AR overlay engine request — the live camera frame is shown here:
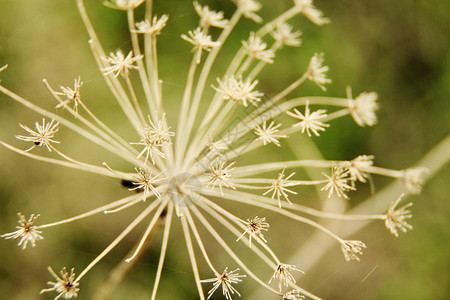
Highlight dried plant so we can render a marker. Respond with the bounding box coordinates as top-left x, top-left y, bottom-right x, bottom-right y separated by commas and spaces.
1, 0, 438, 299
